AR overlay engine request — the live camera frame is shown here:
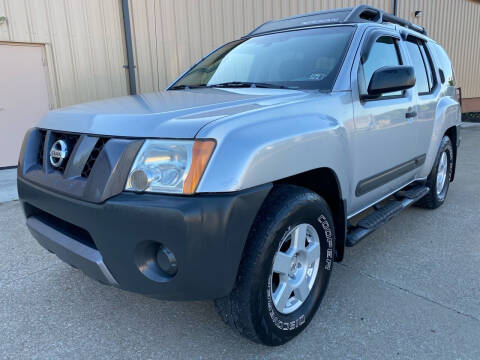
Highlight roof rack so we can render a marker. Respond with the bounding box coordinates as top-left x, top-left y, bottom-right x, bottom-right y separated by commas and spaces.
246, 5, 427, 37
